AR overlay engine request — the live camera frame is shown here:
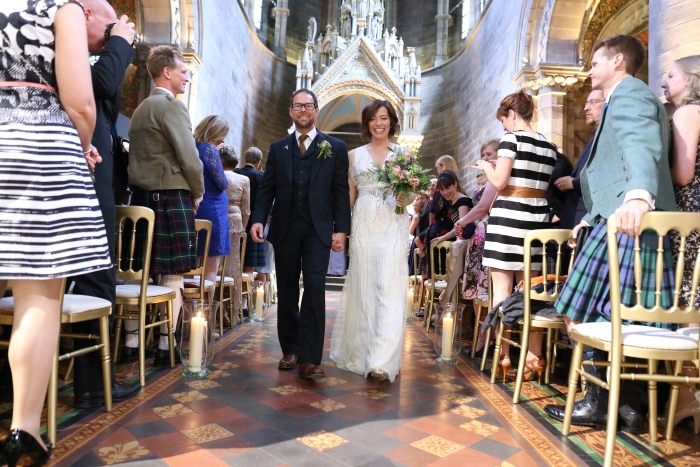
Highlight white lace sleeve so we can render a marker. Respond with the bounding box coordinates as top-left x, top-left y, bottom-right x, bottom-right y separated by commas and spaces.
348, 149, 358, 186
